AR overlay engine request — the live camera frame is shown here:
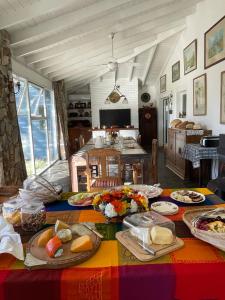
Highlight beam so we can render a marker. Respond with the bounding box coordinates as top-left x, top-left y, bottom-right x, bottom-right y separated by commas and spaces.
10, 0, 134, 46
142, 45, 157, 86
11, 0, 173, 50
0, 0, 78, 29
128, 58, 135, 81
26, 3, 192, 69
